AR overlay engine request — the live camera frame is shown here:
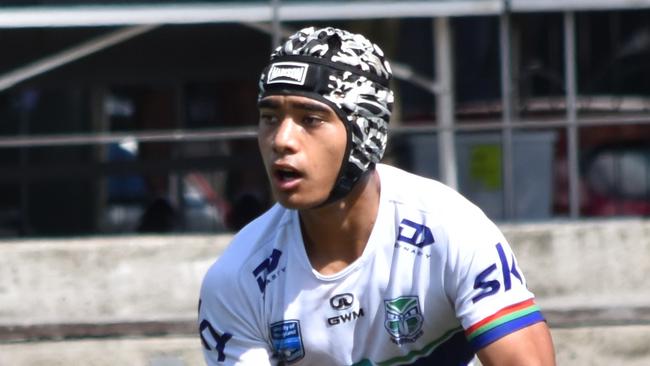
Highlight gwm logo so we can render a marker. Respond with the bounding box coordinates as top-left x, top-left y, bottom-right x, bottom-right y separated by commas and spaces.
384, 296, 424, 344
267, 62, 309, 86
327, 293, 364, 326
330, 293, 354, 310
